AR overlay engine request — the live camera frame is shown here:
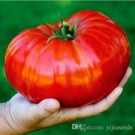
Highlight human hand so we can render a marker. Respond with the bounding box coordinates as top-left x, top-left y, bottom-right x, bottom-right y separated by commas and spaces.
0, 67, 132, 135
